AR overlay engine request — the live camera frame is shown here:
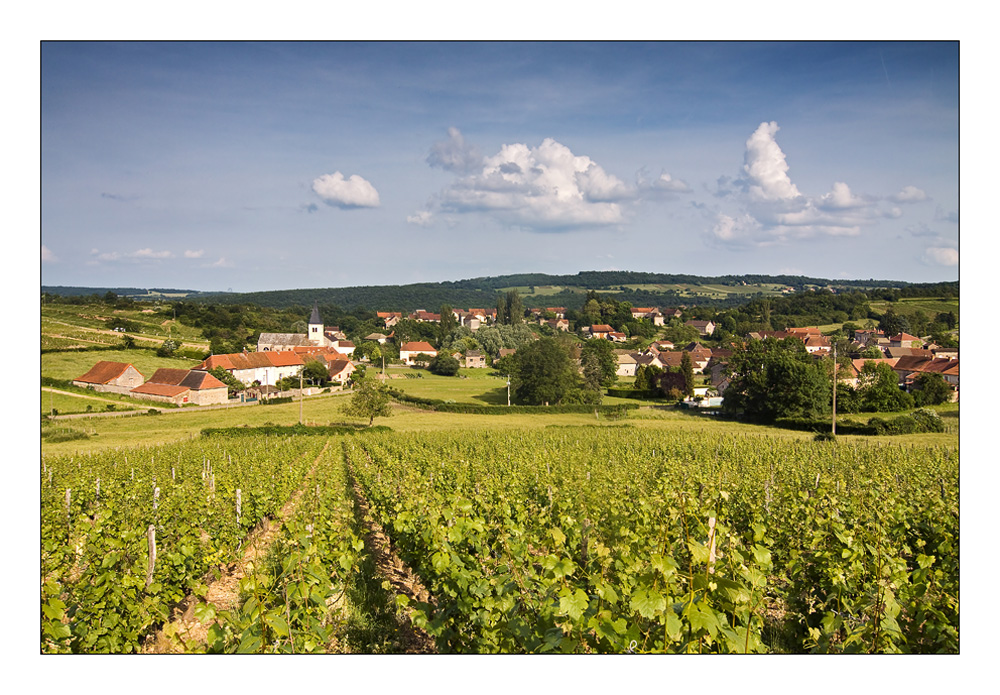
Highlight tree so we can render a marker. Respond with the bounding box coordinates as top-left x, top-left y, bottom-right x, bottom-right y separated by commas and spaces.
680, 351, 695, 397
438, 304, 457, 346
427, 353, 460, 376
301, 359, 330, 386
580, 339, 618, 388
579, 351, 605, 405
156, 339, 179, 357
208, 366, 244, 397
911, 372, 953, 406
857, 361, 913, 412
634, 363, 664, 391
342, 375, 393, 426
723, 337, 830, 421
506, 290, 524, 325
510, 336, 579, 405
